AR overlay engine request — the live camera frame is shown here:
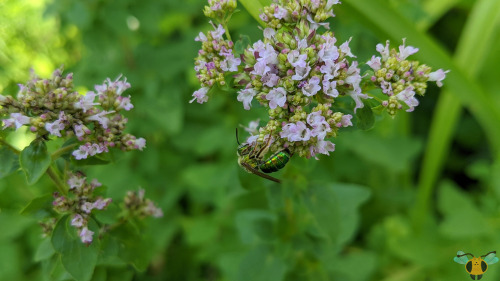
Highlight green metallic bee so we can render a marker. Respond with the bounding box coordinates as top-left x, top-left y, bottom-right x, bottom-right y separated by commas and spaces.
236, 128, 291, 183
